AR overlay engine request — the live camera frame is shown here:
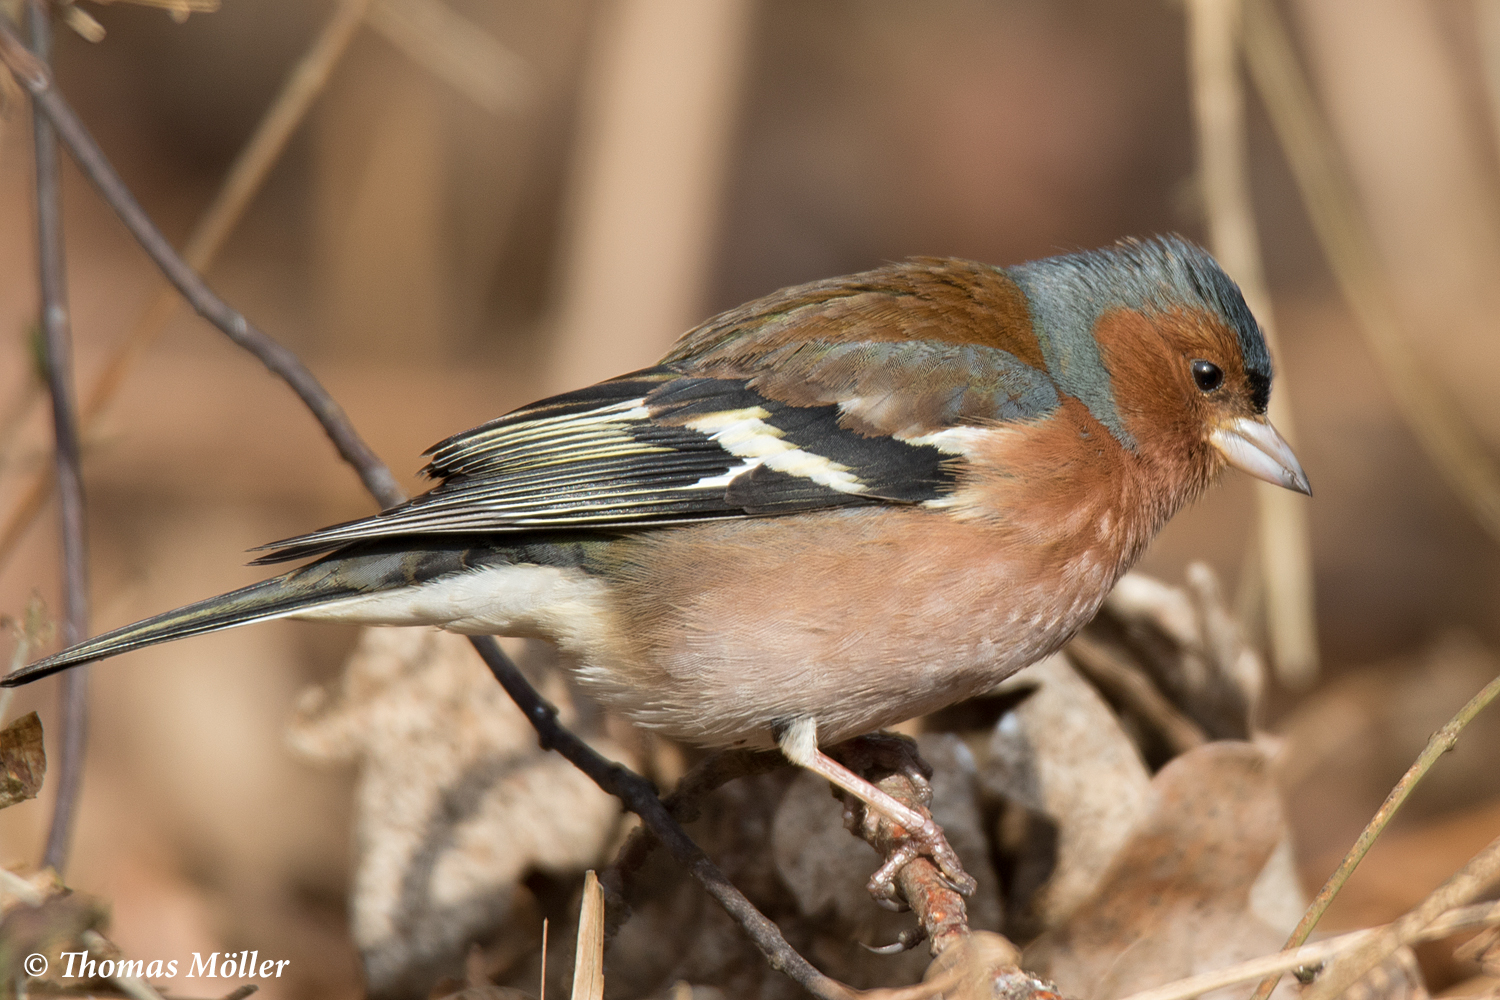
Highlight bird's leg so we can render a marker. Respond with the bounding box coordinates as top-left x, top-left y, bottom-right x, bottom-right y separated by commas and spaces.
777, 718, 977, 905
